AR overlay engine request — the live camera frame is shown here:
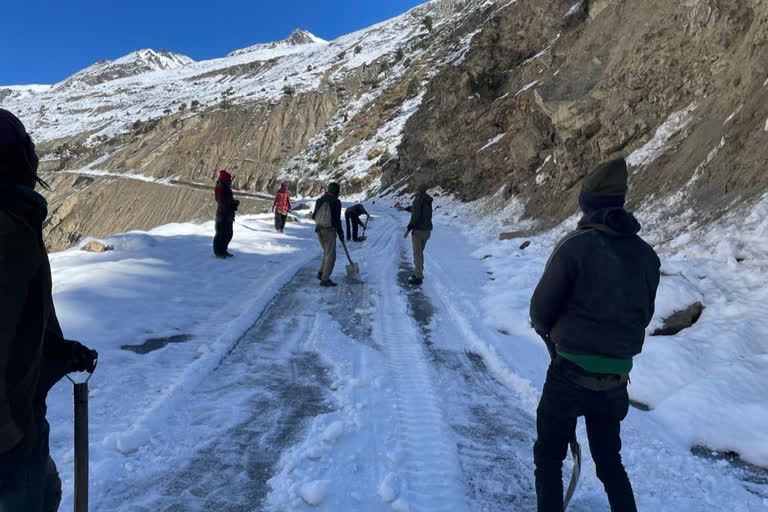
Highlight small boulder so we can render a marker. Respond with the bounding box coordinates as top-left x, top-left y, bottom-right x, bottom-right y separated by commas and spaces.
293, 203, 311, 211
519, 240, 531, 250
652, 302, 704, 336
286, 215, 300, 223
81, 240, 114, 253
